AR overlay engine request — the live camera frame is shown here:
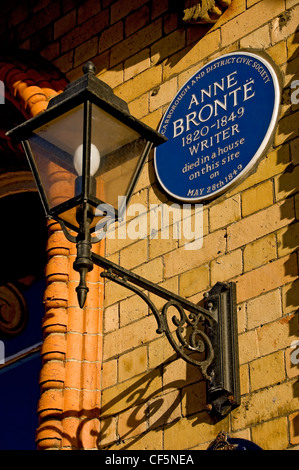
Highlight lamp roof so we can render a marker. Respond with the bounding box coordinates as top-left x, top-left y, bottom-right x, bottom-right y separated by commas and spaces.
6, 62, 167, 147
